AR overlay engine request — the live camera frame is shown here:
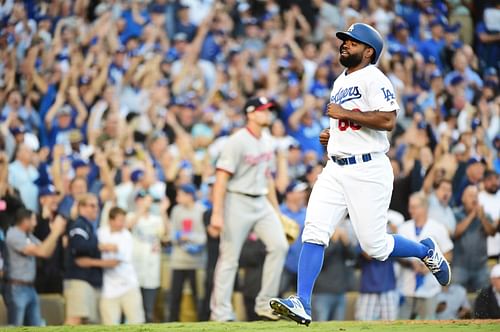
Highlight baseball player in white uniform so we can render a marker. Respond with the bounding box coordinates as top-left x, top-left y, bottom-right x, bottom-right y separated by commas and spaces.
270, 23, 451, 326
209, 97, 288, 321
